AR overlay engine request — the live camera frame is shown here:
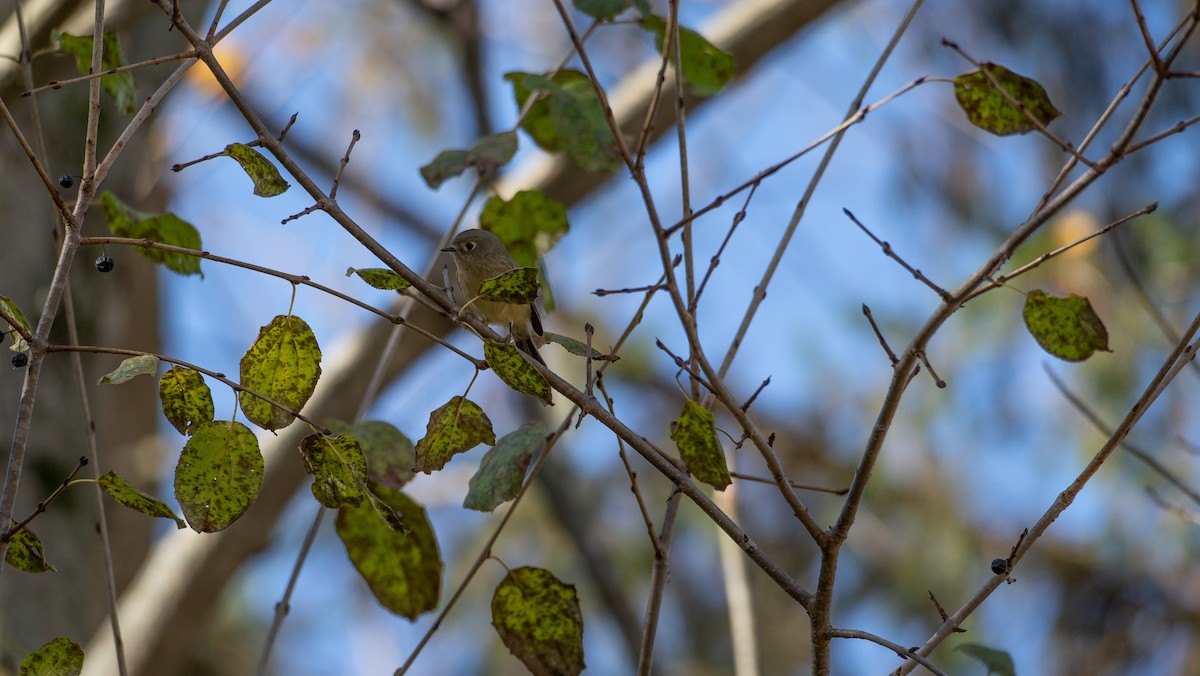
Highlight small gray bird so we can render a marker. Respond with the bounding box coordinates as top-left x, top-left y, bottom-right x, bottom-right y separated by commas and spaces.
442, 229, 545, 365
